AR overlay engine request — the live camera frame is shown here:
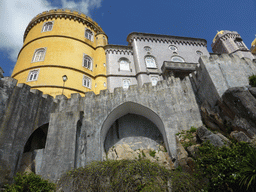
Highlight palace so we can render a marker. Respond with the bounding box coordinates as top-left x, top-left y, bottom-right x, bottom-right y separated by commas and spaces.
0, 9, 256, 184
